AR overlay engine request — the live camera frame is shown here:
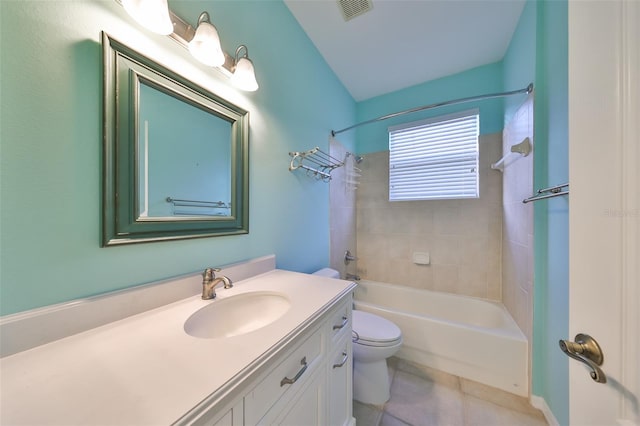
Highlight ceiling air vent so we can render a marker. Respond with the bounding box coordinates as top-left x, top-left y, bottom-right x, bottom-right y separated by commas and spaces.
337, 0, 373, 22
